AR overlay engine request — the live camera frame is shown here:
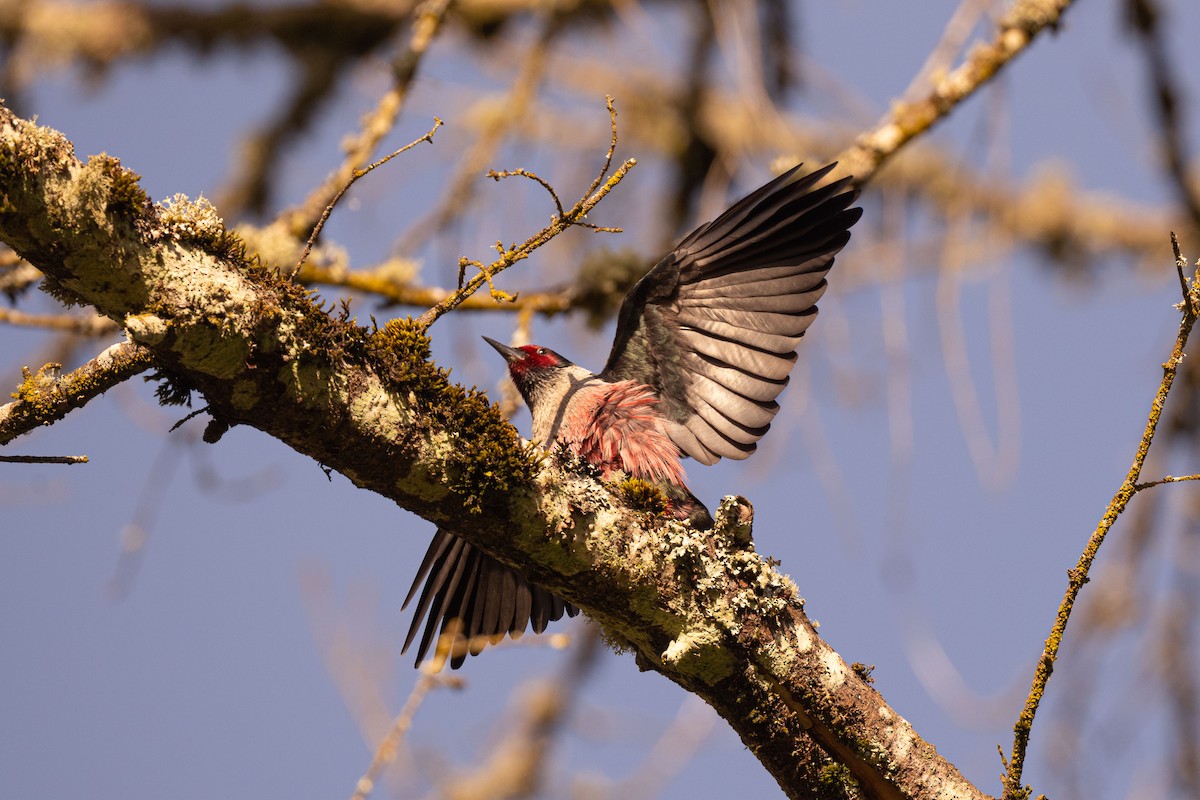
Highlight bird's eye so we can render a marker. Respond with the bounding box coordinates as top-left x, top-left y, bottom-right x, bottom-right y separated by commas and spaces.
537, 348, 547, 355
